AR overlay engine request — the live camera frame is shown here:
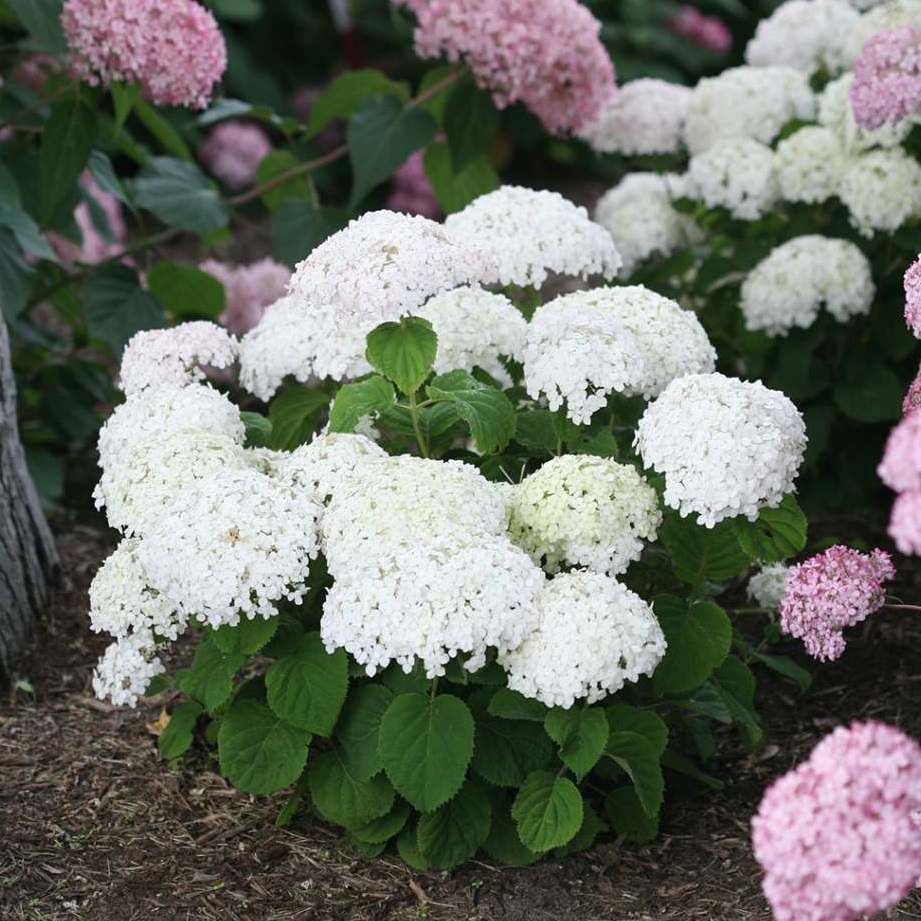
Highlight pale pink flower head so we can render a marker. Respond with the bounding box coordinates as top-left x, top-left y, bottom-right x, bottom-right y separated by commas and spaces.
779, 545, 895, 661
904, 365, 921, 415
850, 25, 921, 131
50, 171, 127, 268
398, 0, 617, 135
198, 121, 272, 191
385, 151, 440, 218
61, 0, 226, 110
905, 253, 921, 338
879, 409, 921, 492
888, 489, 921, 555
752, 720, 921, 921
669, 5, 733, 54
200, 258, 289, 336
